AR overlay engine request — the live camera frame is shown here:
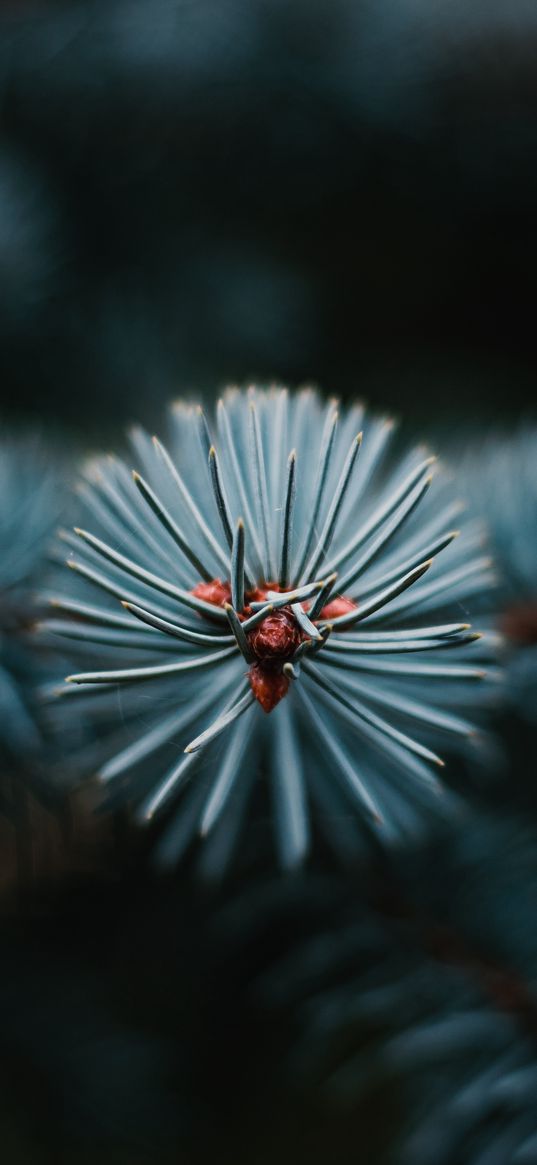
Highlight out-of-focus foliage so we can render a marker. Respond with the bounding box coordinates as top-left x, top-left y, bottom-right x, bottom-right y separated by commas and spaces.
0, 433, 92, 899
0, 3, 536, 1163
447, 428, 537, 727
249, 814, 537, 1163
0, 435, 64, 767
1, 0, 537, 431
